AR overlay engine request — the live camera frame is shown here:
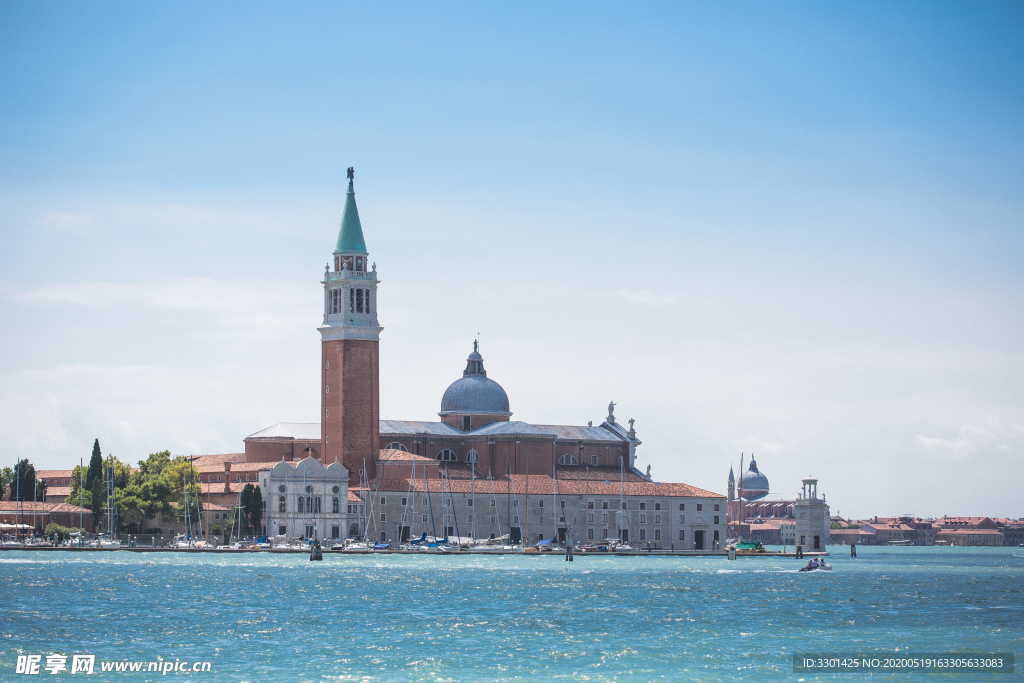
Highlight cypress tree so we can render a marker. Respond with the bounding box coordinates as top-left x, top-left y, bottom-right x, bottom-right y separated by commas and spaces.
86, 439, 104, 520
